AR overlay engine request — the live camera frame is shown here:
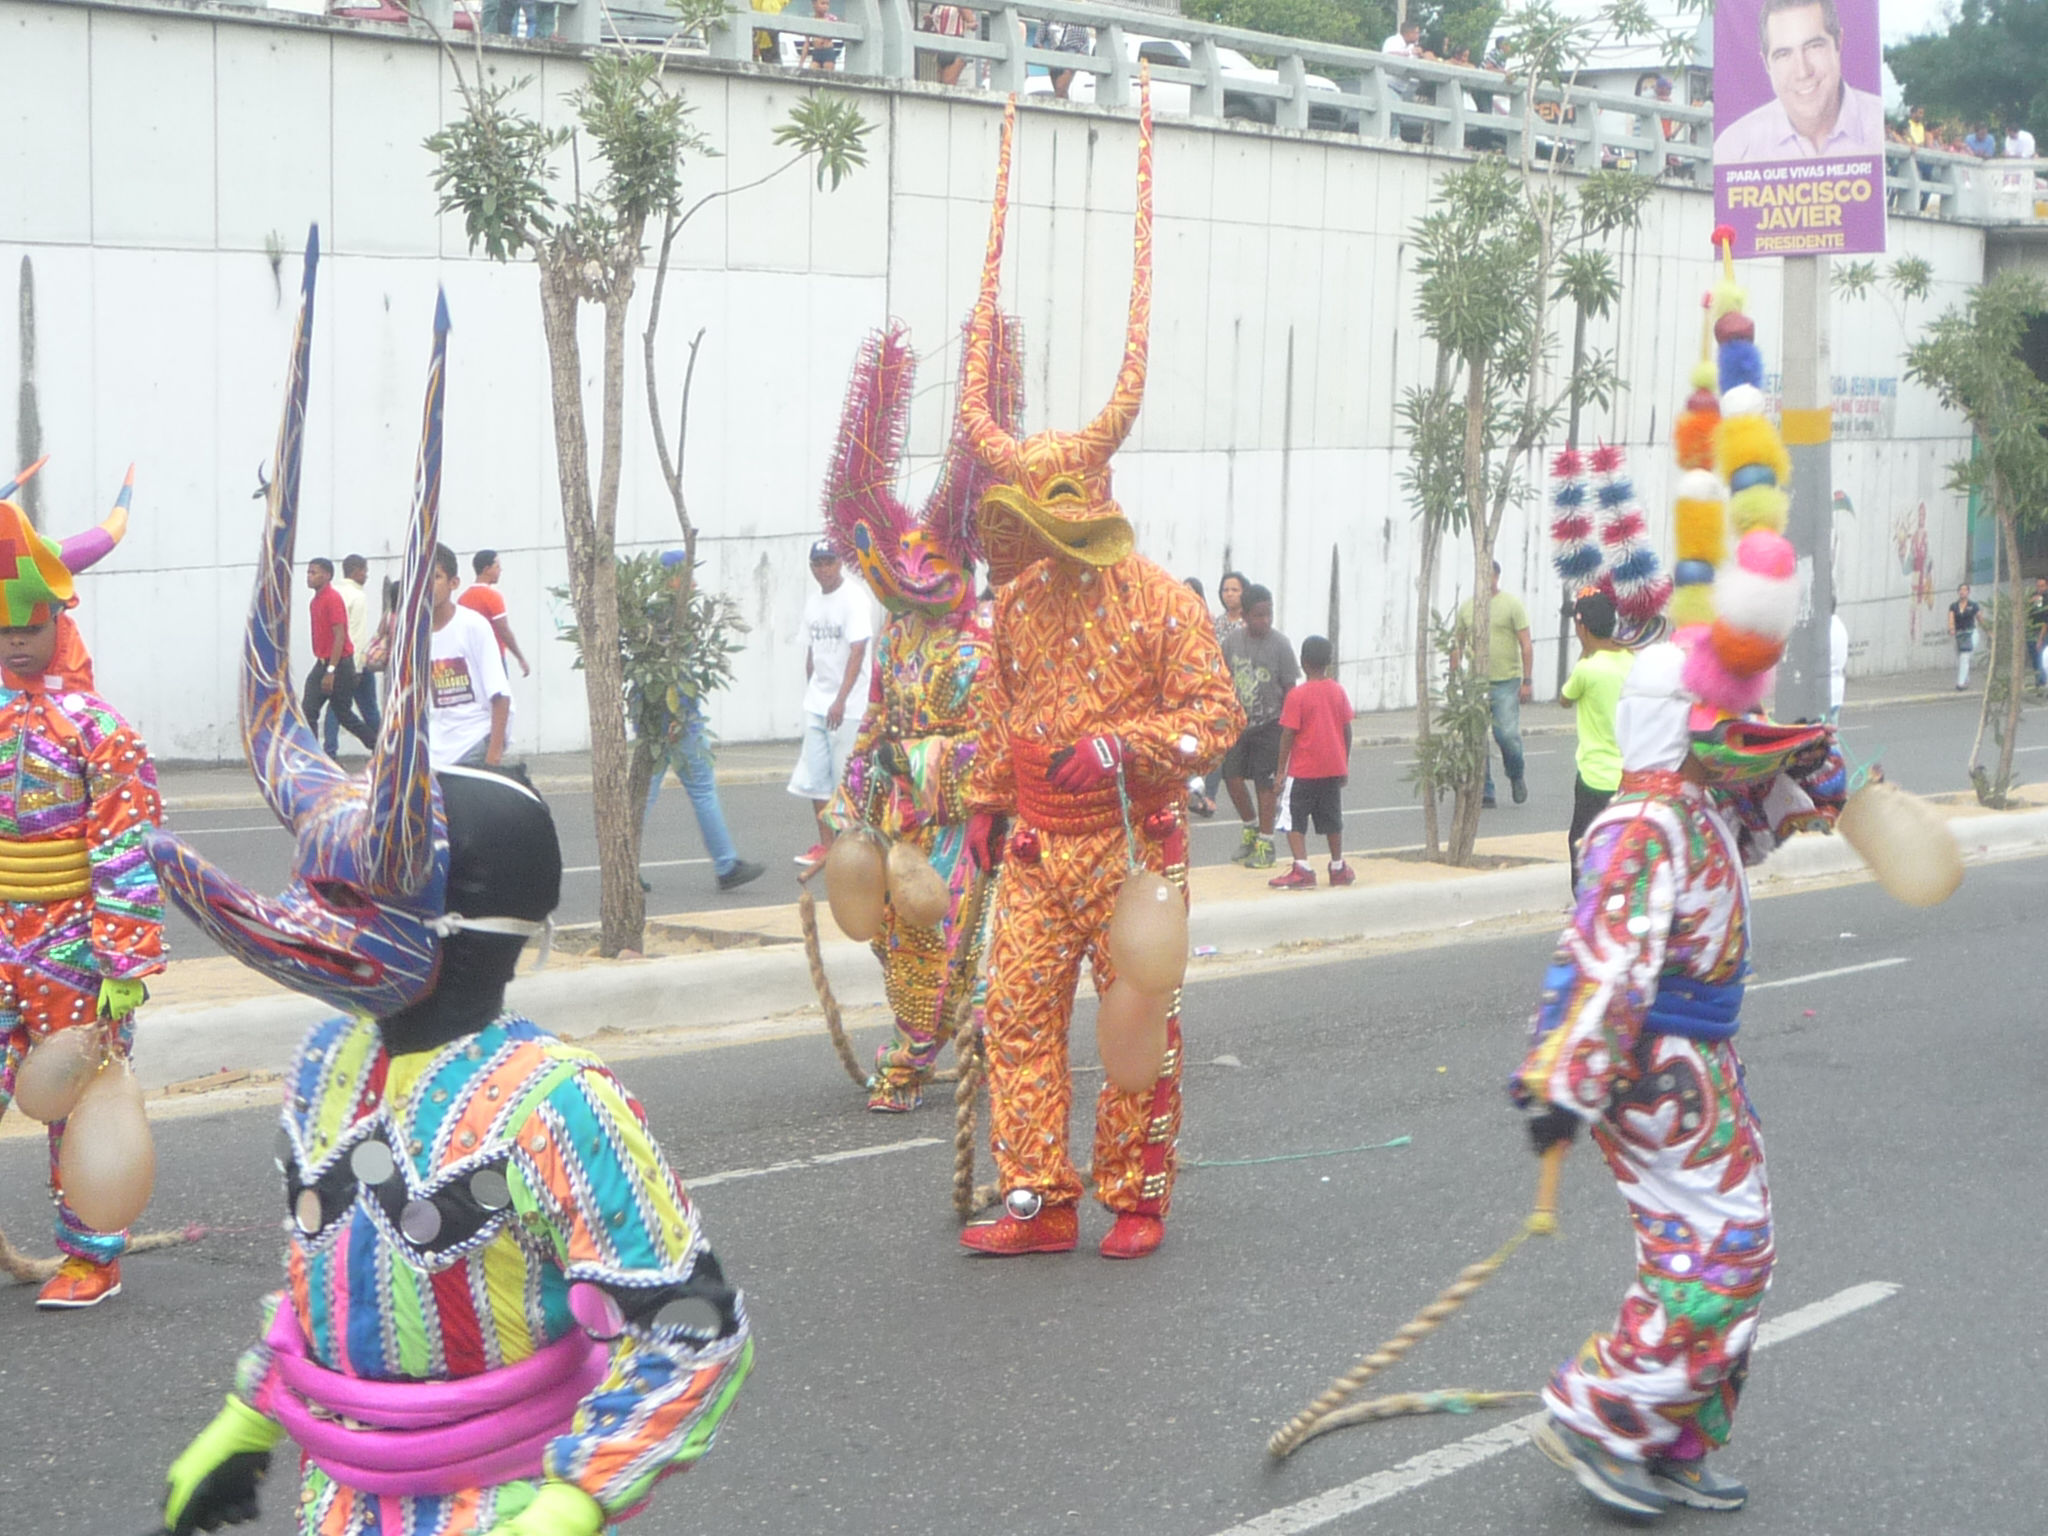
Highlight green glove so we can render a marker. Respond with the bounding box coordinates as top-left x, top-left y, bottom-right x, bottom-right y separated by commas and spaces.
98, 976, 147, 1022
488, 1480, 607, 1536
163, 1395, 284, 1535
